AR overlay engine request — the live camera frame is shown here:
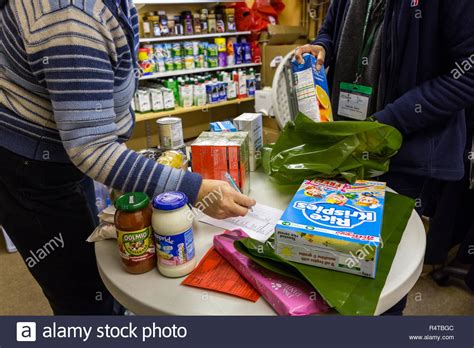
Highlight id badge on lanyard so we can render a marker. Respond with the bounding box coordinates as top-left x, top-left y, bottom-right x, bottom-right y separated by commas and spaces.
337, 0, 382, 121
338, 82, 373, 120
